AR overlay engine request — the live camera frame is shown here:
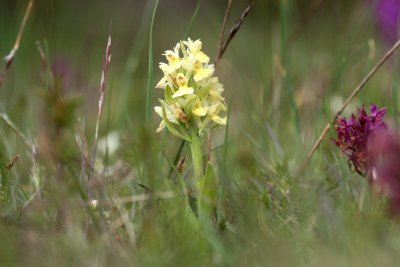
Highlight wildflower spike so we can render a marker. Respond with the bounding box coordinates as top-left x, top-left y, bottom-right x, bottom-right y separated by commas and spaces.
333, 104, 388, 175
154, 38, 227, 138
